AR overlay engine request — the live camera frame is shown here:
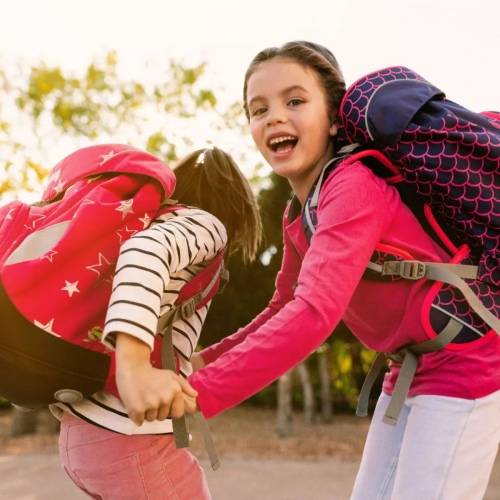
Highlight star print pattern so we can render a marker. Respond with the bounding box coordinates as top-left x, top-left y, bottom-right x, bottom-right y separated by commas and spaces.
115, 225, 138, 243
43, 250, 58, 262
138, 213, 151, 229
61, 280, 80, 297
0, 143, 180, 430
33, 318, 59, 337
116, 199, 134, 218
99, 150, 117, 165
85, 253, 112, 278
24, 213, 46, 230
